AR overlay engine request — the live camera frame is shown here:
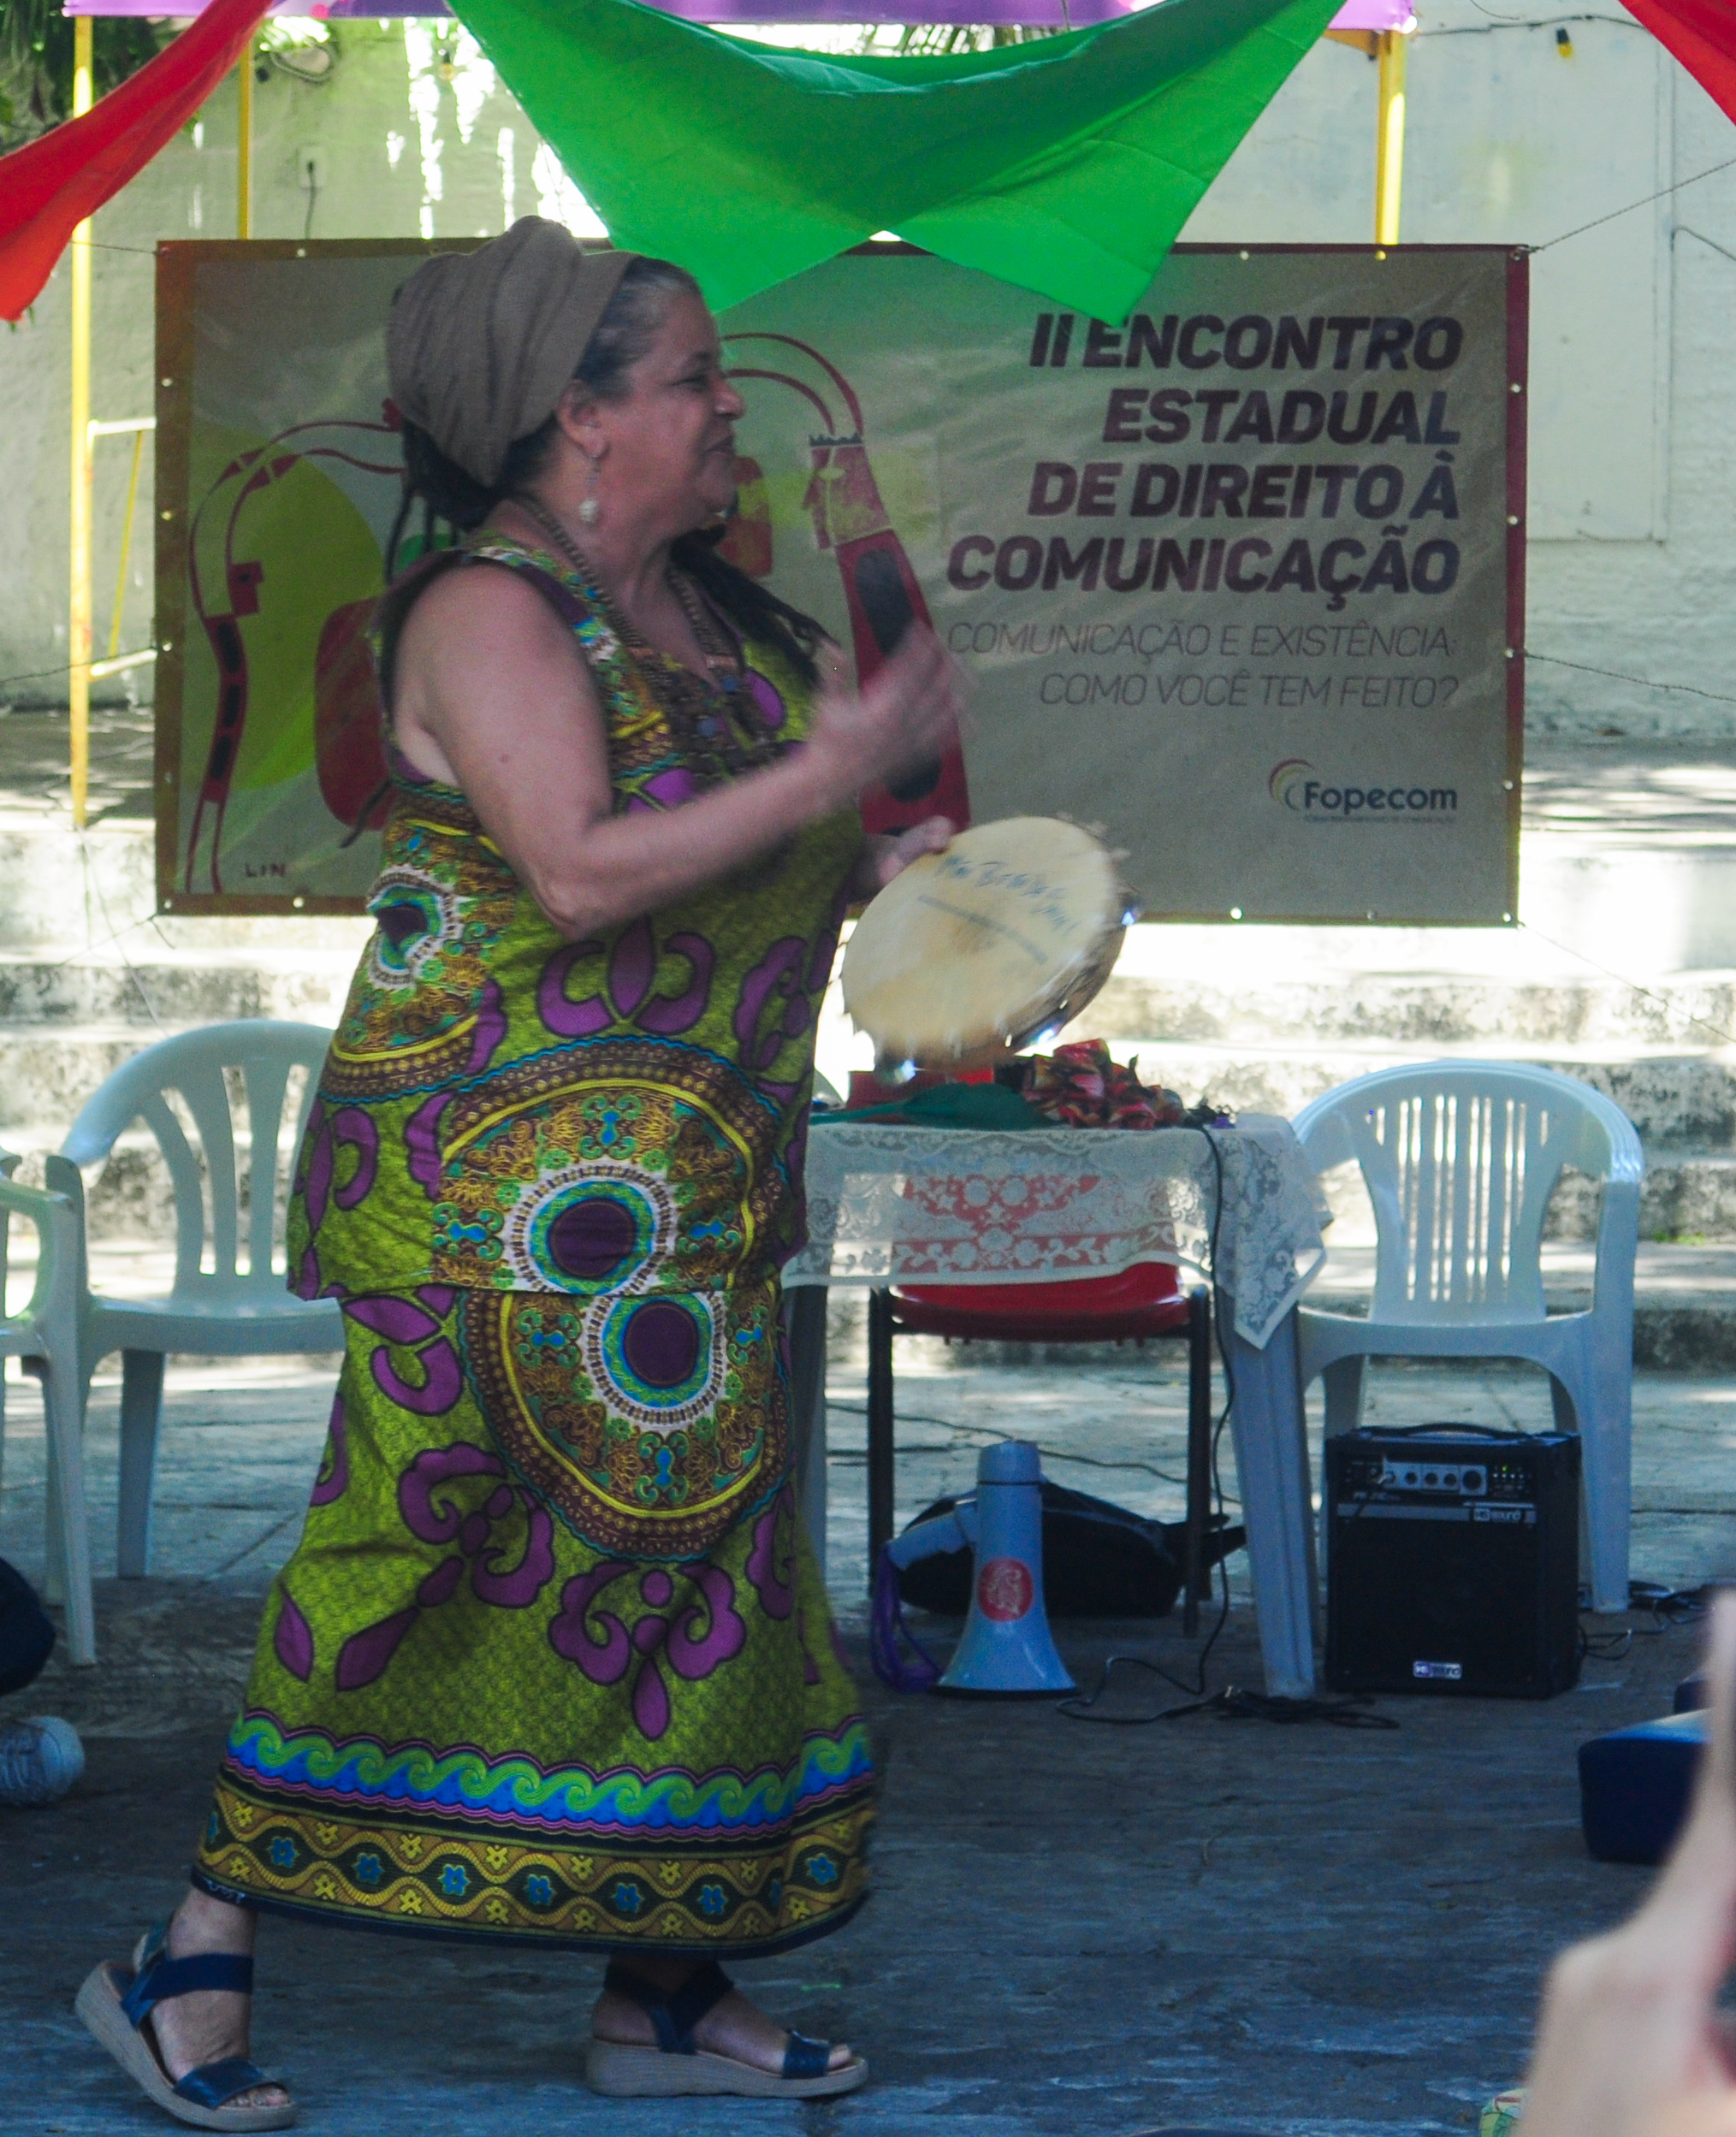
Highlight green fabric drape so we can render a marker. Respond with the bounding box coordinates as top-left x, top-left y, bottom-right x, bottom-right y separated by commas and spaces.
449, 0, 1344, 321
